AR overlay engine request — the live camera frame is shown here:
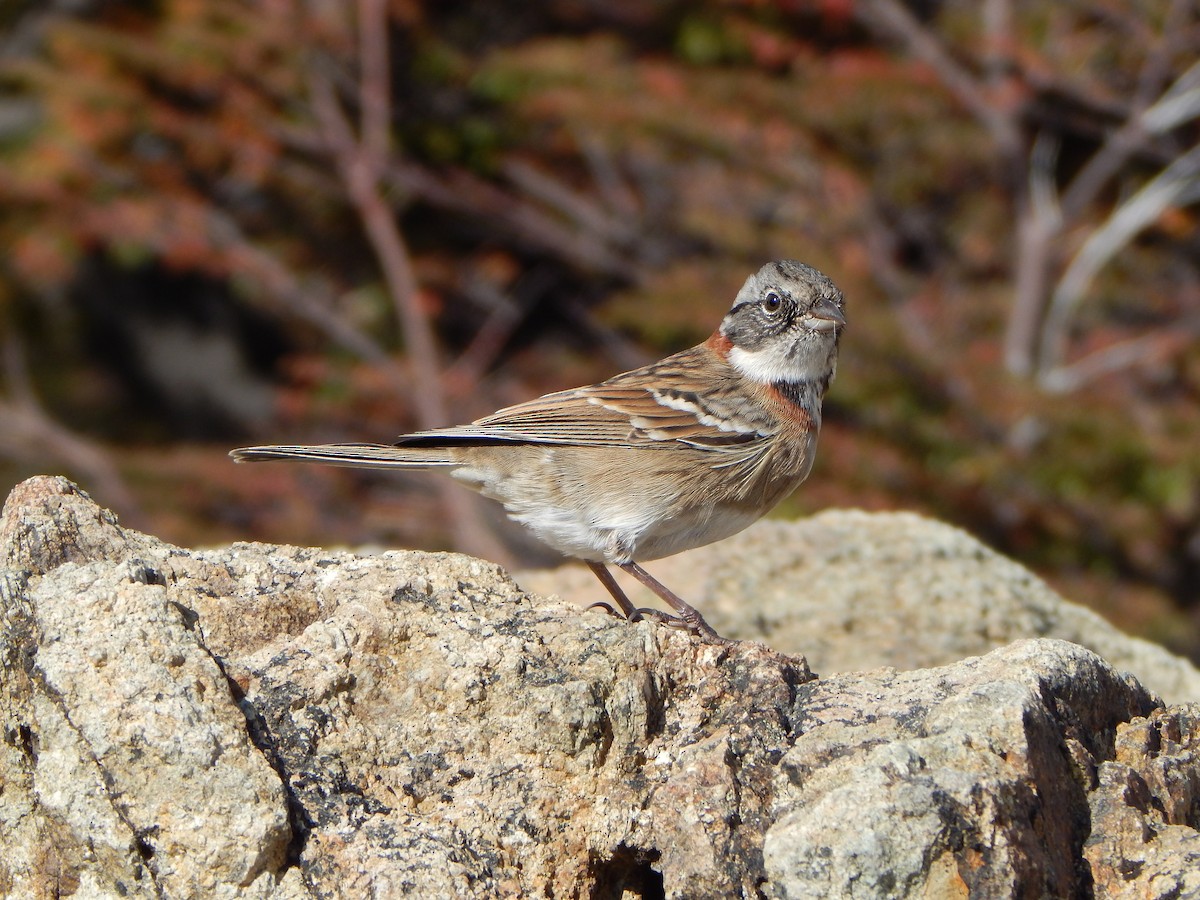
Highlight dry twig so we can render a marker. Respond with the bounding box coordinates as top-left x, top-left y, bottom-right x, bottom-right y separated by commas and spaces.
306, 0, 507, 563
